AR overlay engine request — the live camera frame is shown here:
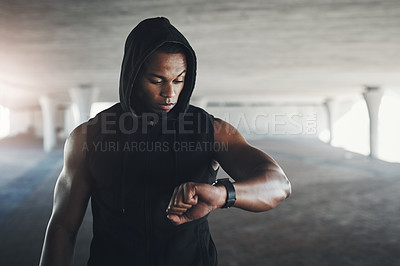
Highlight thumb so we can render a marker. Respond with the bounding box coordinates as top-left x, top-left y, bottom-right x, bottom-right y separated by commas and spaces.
167, 214, 188, 226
